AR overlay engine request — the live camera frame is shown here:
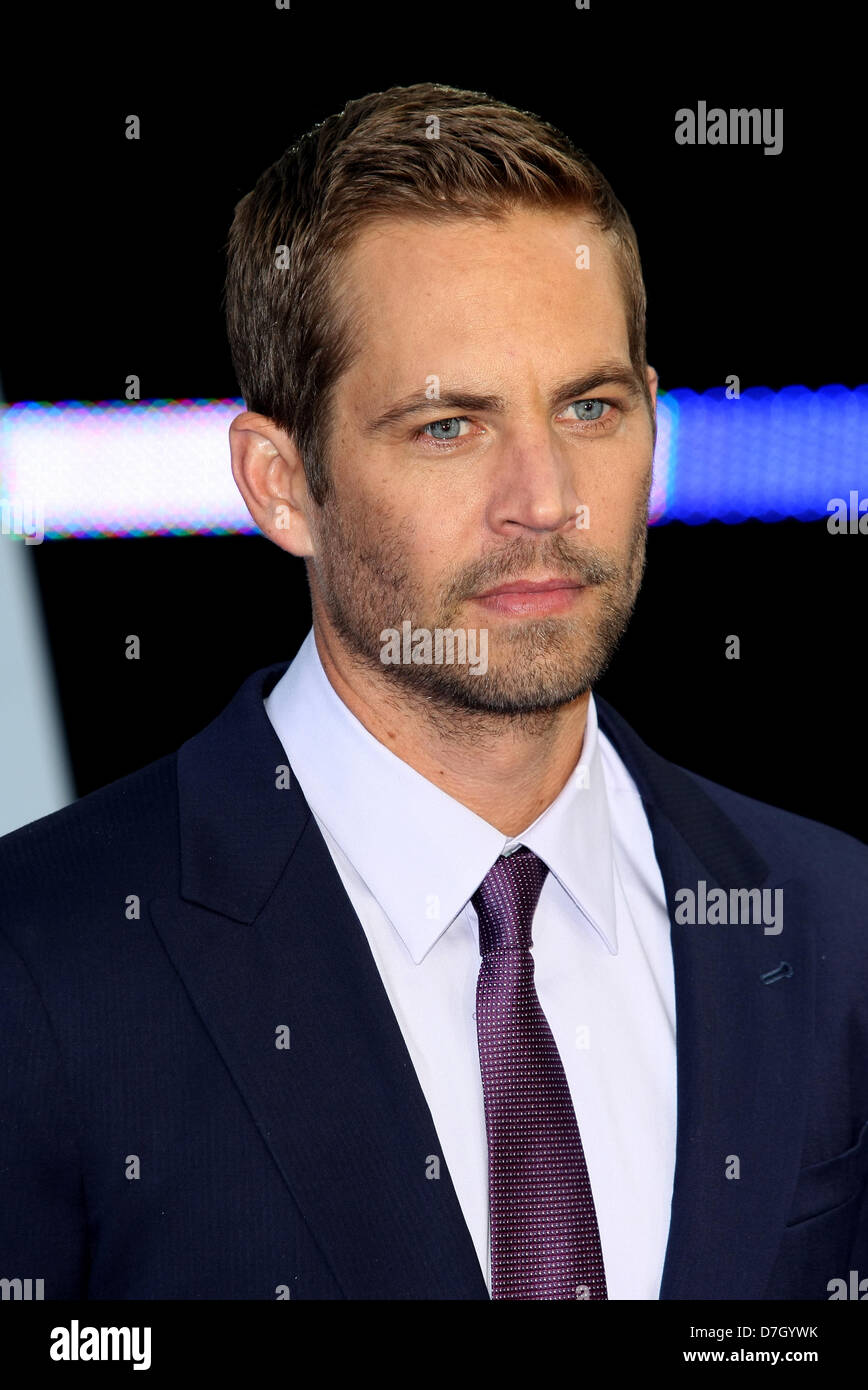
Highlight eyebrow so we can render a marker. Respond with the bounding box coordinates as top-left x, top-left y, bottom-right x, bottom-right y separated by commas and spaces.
362, 360, 646, 435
